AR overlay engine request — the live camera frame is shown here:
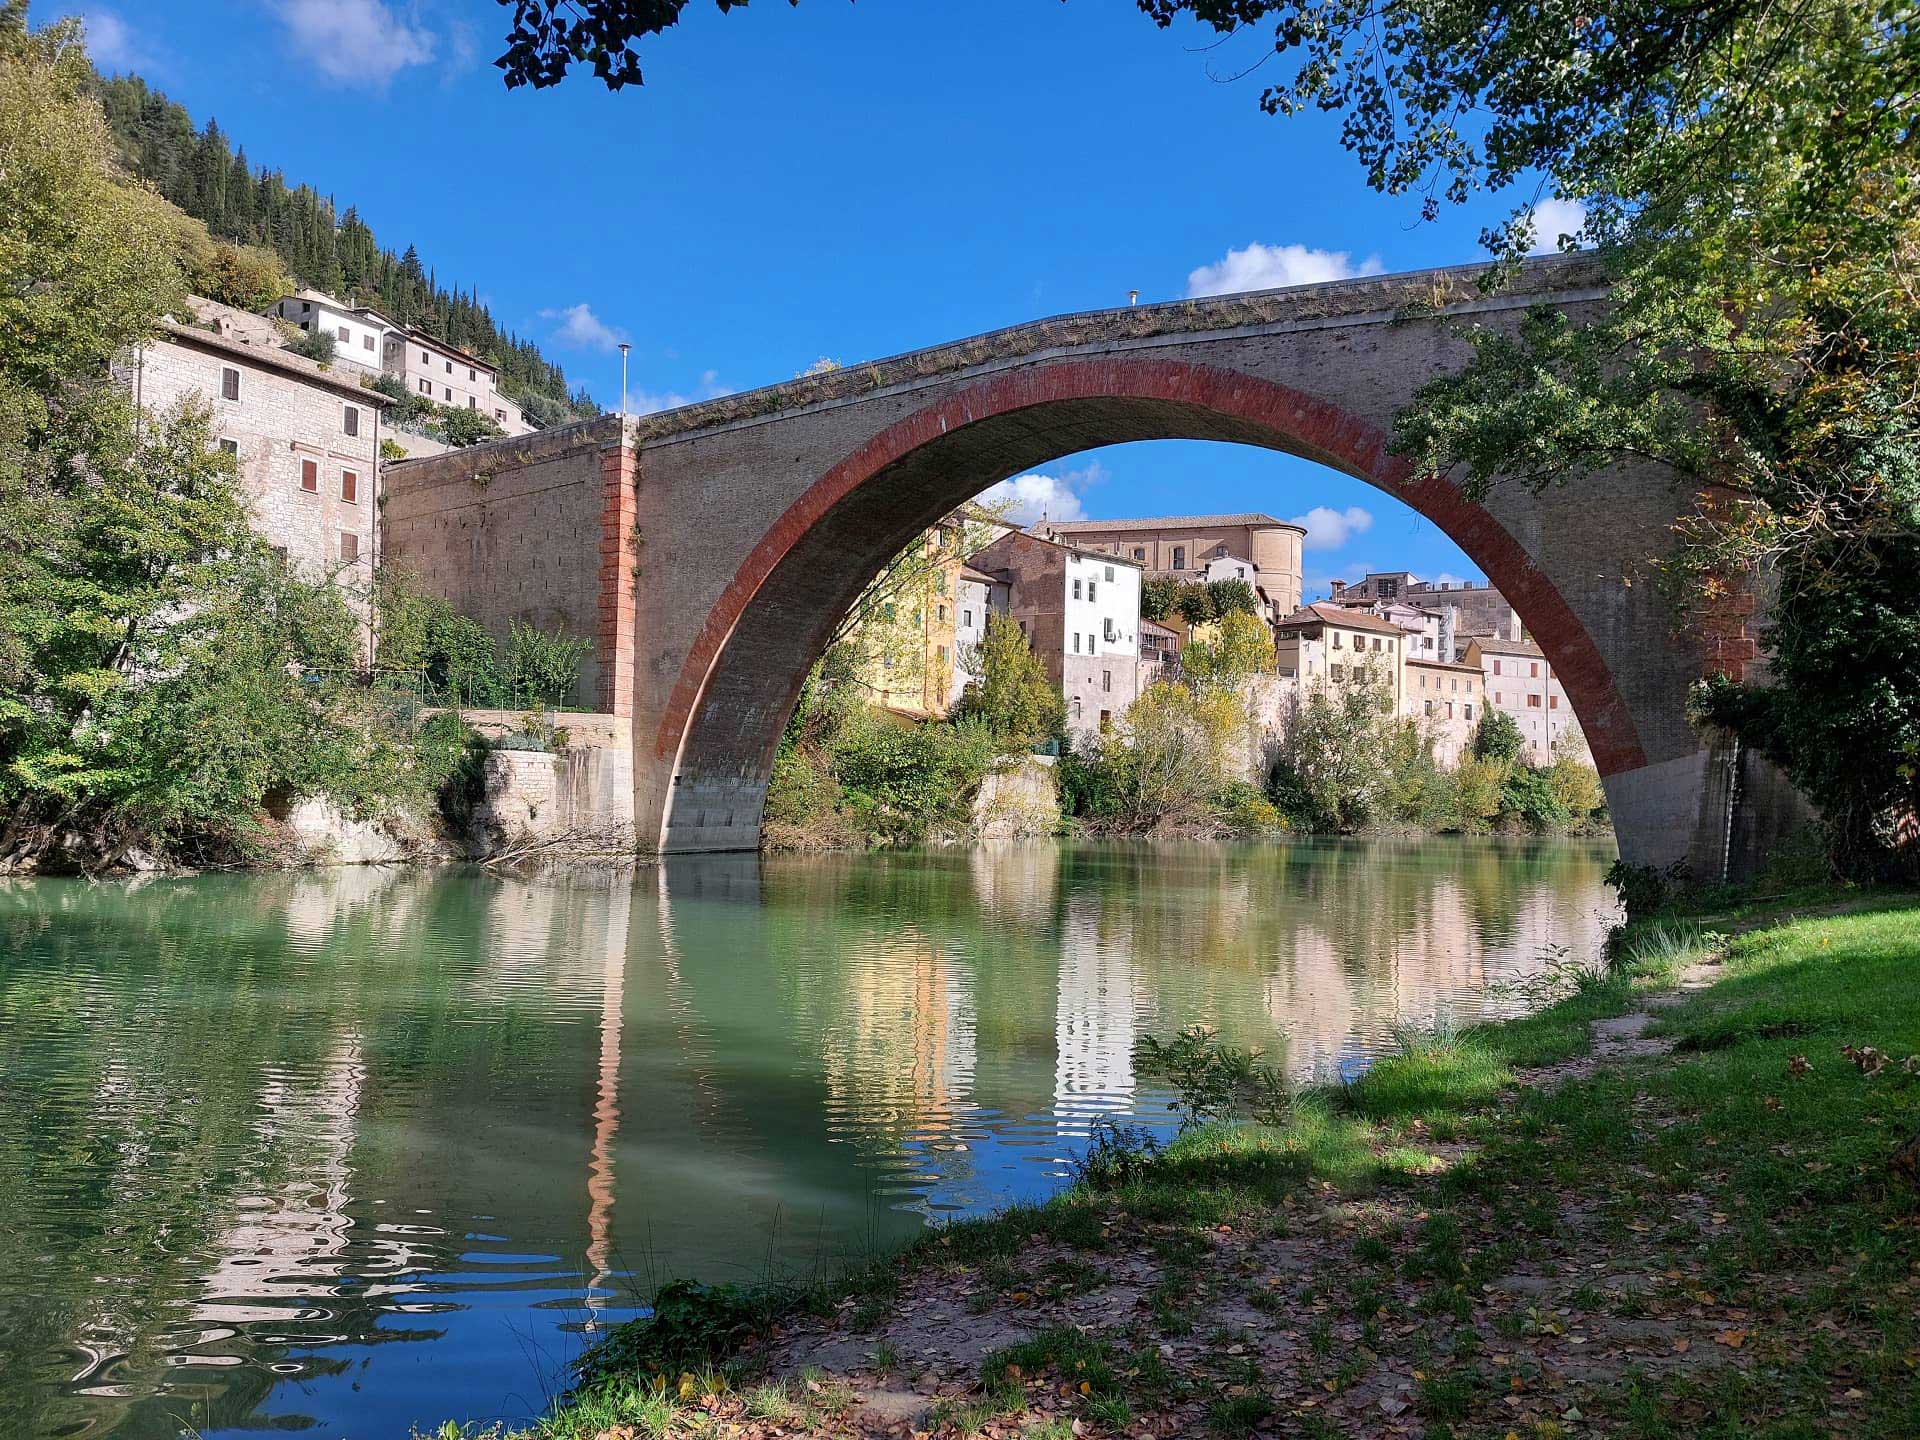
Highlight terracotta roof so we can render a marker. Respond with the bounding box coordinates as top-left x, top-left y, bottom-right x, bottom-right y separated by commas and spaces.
1274, 602, 1408, 636
401, 326, 496, 375
1466, 635, 1544, 657
958, 564, 1002, 585
158, 310, 392, 406
1141, 619, 1179, 638
1036, 513, 1305, 534
1407, 657, 1483, 673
